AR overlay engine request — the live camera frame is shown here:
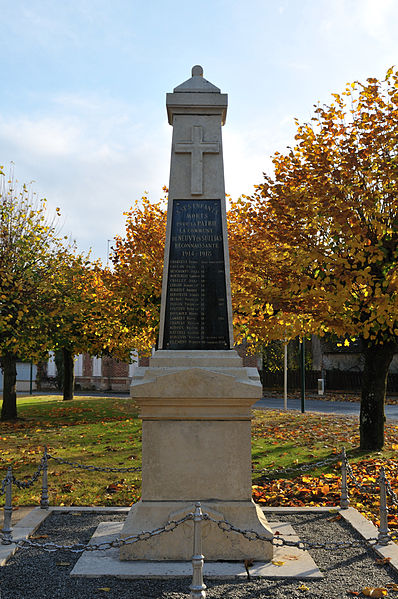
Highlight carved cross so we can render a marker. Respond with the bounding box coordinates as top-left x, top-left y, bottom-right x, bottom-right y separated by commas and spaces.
175, 125, 220, 195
